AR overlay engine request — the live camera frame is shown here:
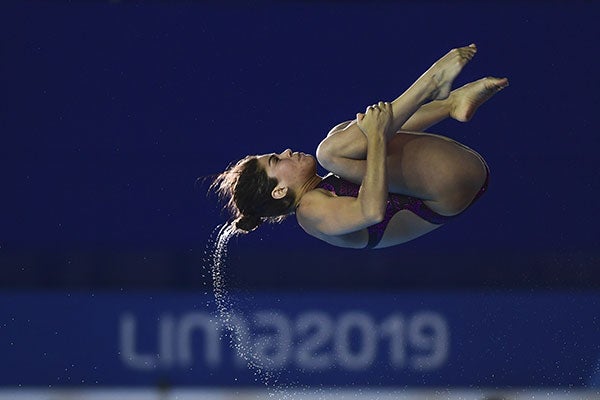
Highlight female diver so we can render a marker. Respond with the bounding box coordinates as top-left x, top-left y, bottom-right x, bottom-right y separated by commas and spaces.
212, 44, 508, 249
